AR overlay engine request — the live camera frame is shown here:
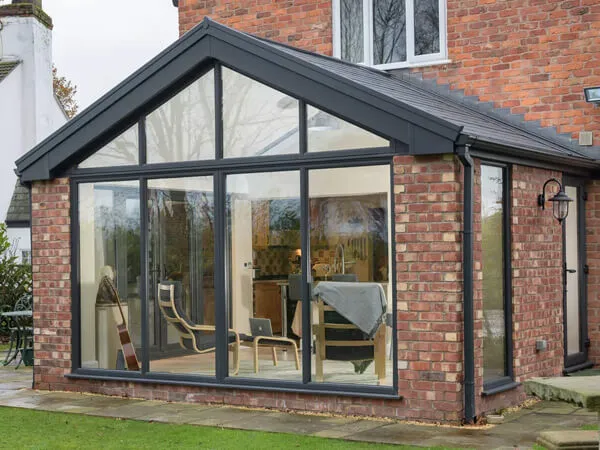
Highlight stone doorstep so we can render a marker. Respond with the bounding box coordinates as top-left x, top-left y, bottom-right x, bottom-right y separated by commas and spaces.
536, 430, 599, 450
